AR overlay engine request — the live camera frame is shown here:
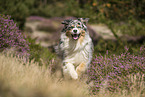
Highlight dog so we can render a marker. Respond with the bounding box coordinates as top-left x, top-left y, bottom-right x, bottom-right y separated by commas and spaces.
55, 18, 93, 79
